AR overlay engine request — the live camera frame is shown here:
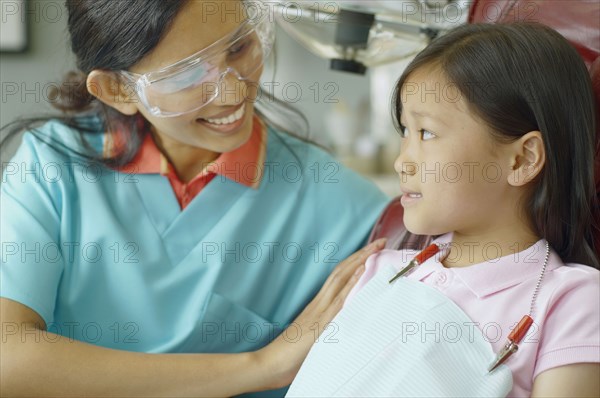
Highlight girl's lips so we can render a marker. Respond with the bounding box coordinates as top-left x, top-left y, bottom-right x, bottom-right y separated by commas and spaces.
400, 191, 422, 207
399, 187, 422, 196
